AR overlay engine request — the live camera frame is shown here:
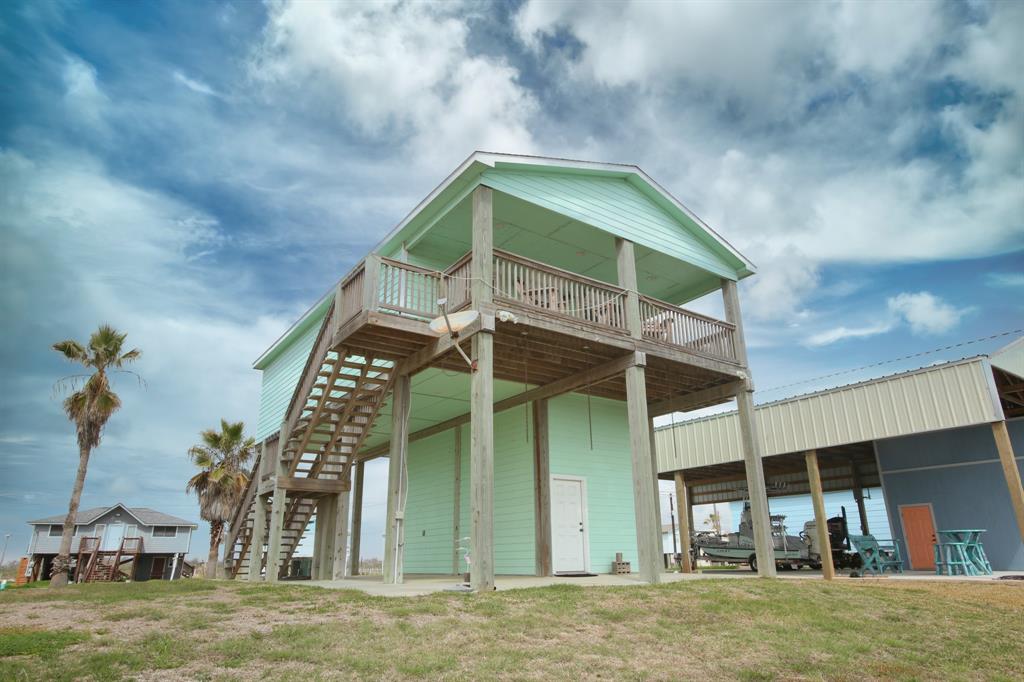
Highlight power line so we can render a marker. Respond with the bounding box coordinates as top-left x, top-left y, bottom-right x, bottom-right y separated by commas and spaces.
758, 328, 1023, 395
